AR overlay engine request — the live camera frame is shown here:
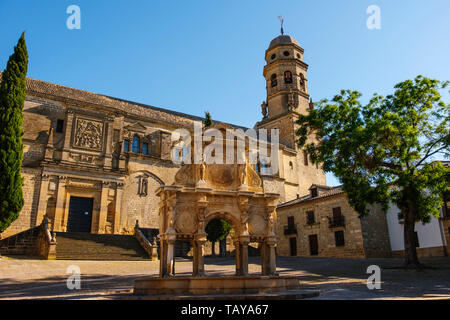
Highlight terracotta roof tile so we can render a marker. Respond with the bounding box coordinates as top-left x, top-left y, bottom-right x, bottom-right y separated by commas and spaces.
0, 71, 249, 131
278, 185, 344, 208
